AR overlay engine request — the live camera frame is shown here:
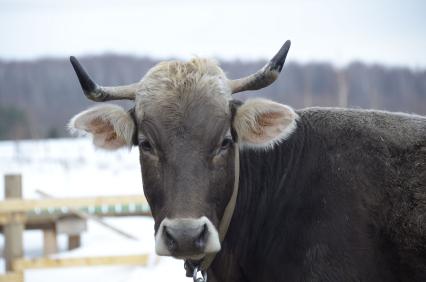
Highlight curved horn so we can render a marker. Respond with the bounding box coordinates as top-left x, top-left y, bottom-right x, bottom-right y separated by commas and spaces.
229, 40, 291, 94
70, 56, 140, 102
